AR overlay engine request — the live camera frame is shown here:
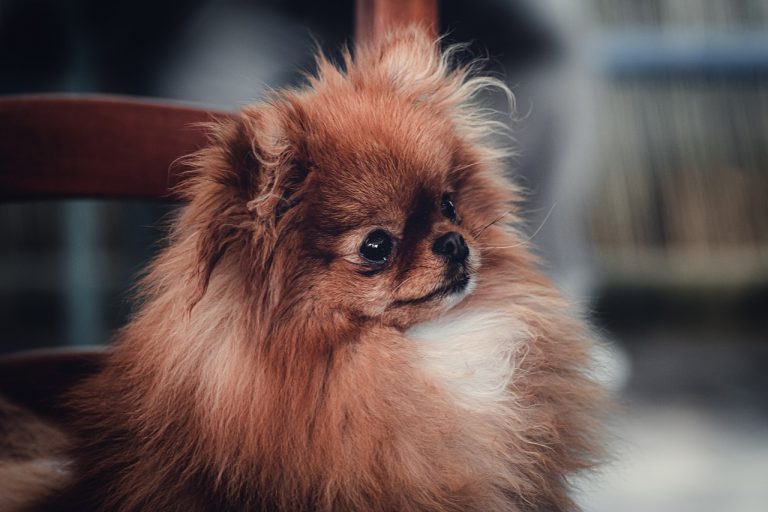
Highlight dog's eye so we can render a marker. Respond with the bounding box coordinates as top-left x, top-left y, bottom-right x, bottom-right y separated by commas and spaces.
440, 193, 458, 223
360, 229, 392, 264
